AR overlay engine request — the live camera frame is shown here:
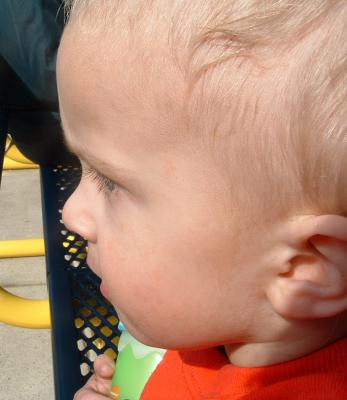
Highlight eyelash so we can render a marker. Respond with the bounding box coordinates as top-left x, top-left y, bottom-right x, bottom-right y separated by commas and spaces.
84, 166, 118, 194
